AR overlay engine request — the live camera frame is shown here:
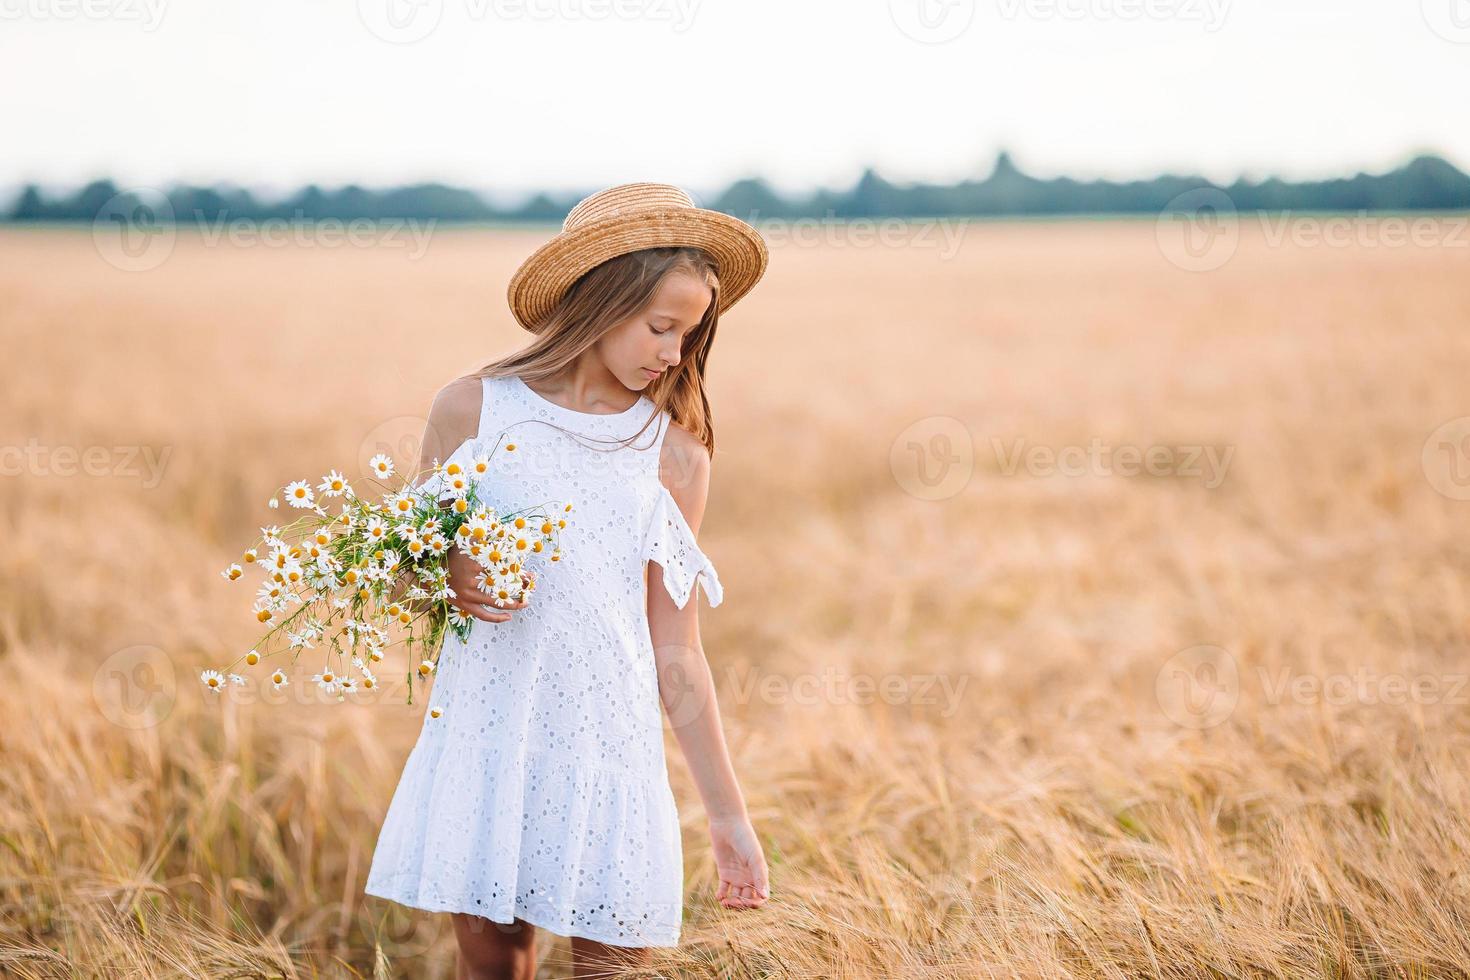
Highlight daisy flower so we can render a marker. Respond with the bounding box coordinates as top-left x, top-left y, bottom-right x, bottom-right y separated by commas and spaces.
200, 669, 225, 694
444, 473, 471, 497
221, 563, 244, 581
270, 669, 289, 690
283, 480, 315, 508
369, 453, 395, 479
318, 470, 351, 497
429, 706, 444, 719
417, 660, 436, 677
353, 657, 378, 686
312, 669, 341, 695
